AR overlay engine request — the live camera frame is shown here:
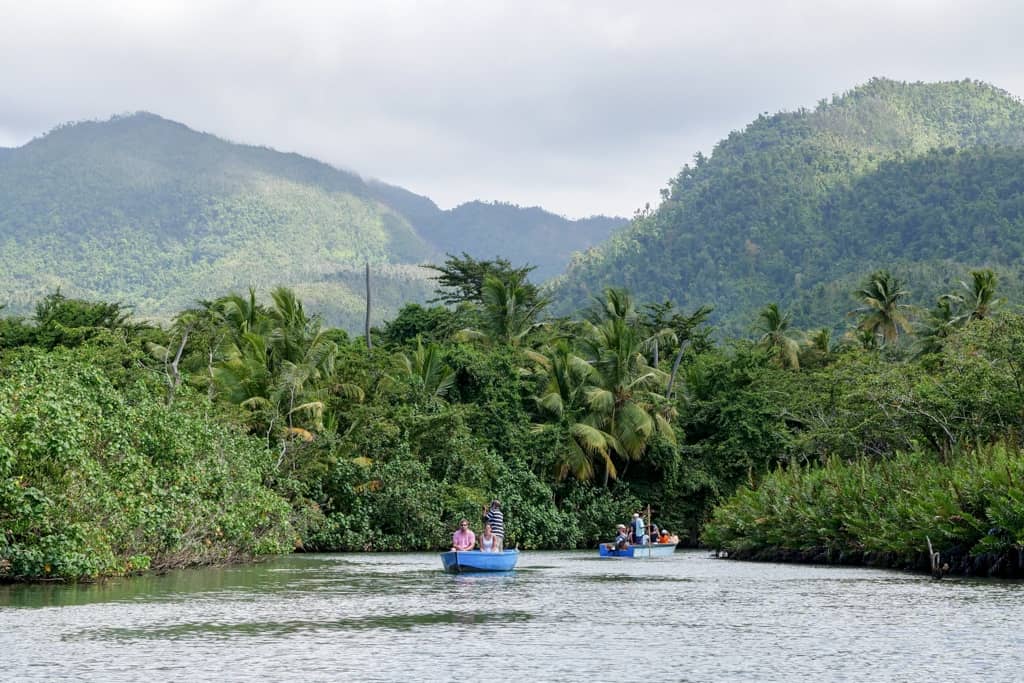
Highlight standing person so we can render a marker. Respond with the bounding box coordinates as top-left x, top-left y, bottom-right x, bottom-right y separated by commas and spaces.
631, 512, 646, 546
451, 519, 475, 551
484, 500, 504, 551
